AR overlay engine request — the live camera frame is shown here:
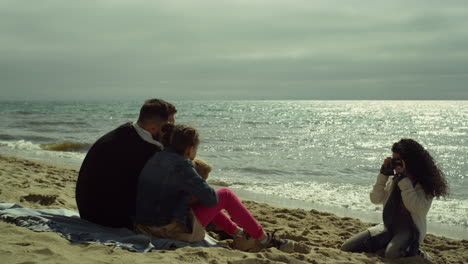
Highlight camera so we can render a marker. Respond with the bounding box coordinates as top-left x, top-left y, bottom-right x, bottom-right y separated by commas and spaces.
391, 158, 403, 169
